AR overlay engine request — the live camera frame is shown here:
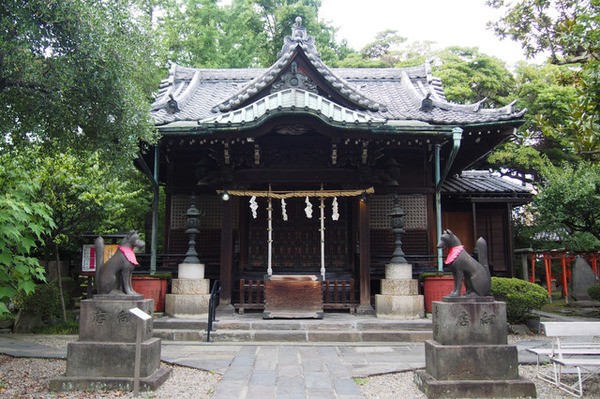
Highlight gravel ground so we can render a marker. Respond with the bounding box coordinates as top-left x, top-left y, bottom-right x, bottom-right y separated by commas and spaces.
1, 334, 599, 398
0, 356, 221, 398
358, 334, 600, 399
